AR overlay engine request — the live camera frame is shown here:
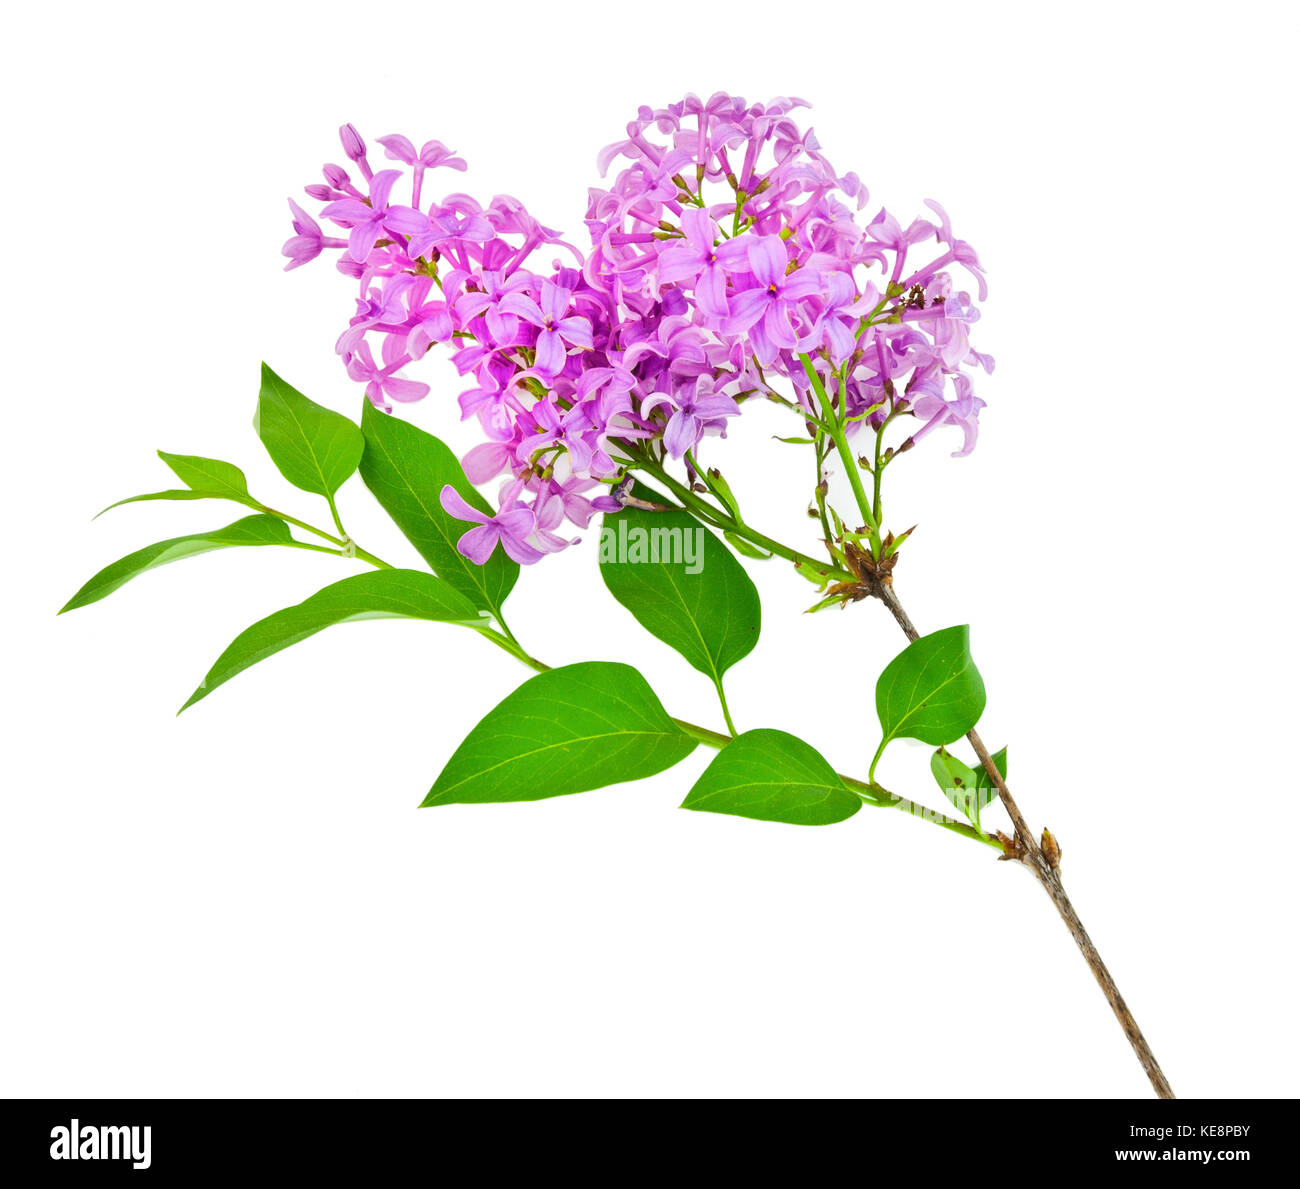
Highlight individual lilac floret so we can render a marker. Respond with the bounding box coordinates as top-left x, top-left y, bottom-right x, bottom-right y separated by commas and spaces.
376, 134, 466, 208
320, 169, 403, 263
281, 200, 345, 271
345, 342, 429, 408
724, 236, 824, 366
642, 376, 740, 459
498, 281, 594, 376
656, 209, 748, 319
439, 485, 544, 565
907, 375, 986, 457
